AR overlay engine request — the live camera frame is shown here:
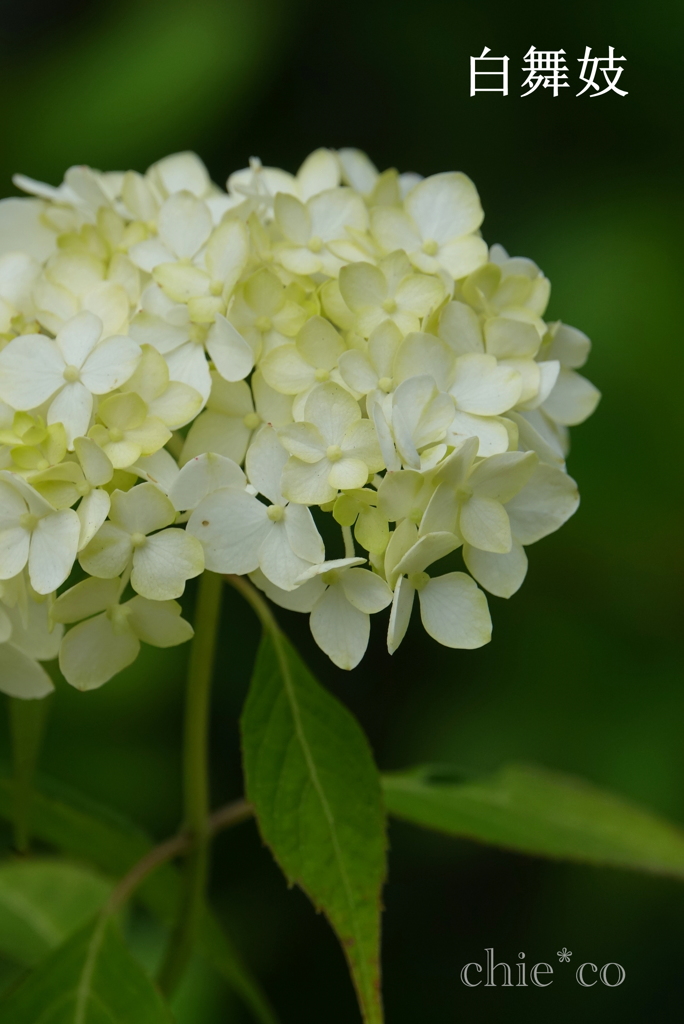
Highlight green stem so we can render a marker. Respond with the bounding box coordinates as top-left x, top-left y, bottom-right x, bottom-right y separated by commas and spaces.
225, 574, 279, 635
157, 569, 223, 996
9, 694, 51, 853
